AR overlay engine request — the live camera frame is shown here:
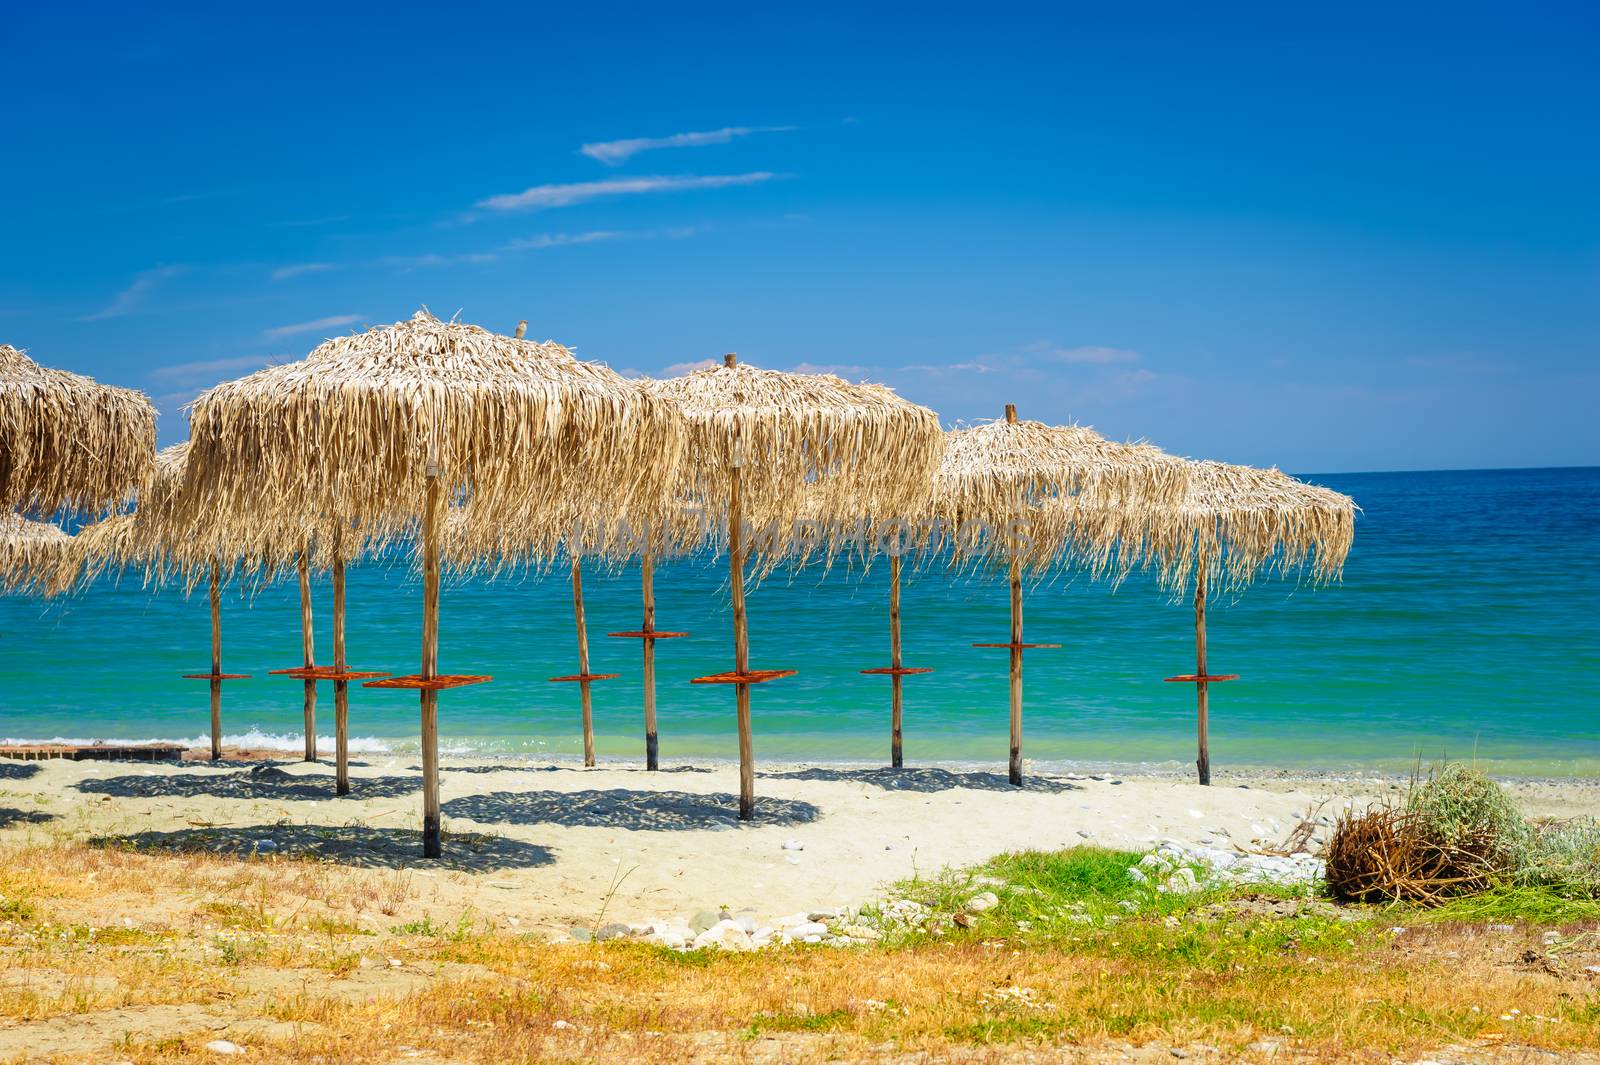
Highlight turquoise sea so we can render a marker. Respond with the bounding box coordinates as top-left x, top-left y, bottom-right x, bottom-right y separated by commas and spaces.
5, 467, 1598, 776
